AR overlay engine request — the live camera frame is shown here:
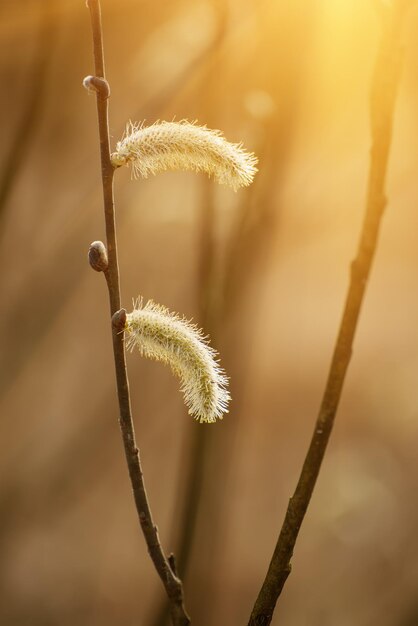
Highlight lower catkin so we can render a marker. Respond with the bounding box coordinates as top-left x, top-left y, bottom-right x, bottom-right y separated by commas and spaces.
125, 299, 230, 424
